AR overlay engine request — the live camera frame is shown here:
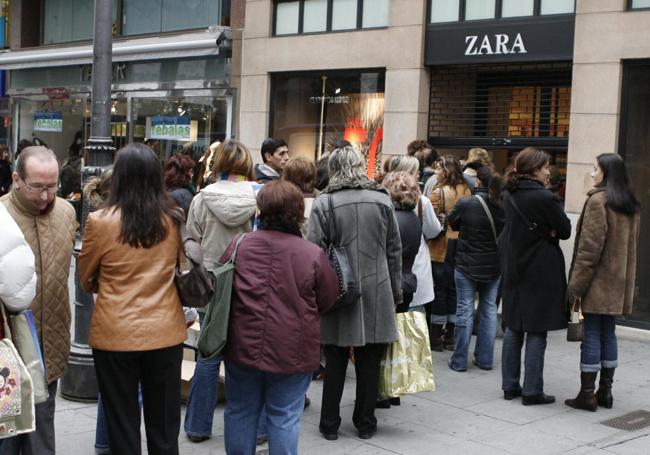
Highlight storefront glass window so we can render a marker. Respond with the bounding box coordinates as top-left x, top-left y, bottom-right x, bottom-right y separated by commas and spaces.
131, 96, 230, 162
502, 0, 534, 18
303, 0, 328, 33
270, 70, 385, 167
541, 0, 575, 15
332, 0, 358, 30
620, 62, 650, 327
631, 0, 650, 7
362, 0, 389, 28
275, 1, 300, 35
430, 0, 459, 23
465, 0, 495, 20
